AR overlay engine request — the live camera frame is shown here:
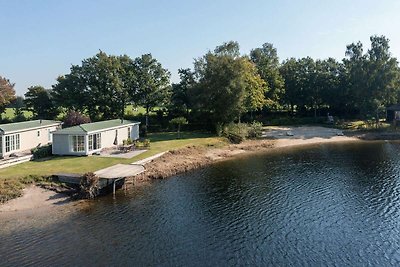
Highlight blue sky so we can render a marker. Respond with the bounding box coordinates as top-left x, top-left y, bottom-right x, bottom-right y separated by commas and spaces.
1, 0, 400, 95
